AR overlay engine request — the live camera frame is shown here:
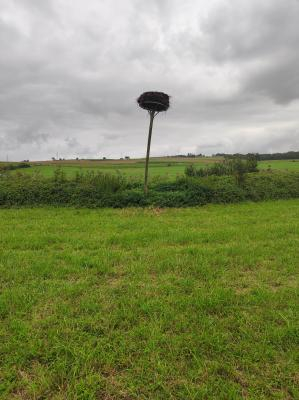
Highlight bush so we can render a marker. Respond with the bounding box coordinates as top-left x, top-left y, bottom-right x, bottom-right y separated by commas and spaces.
185, 156, 258, 183
244, 171, 299, 201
